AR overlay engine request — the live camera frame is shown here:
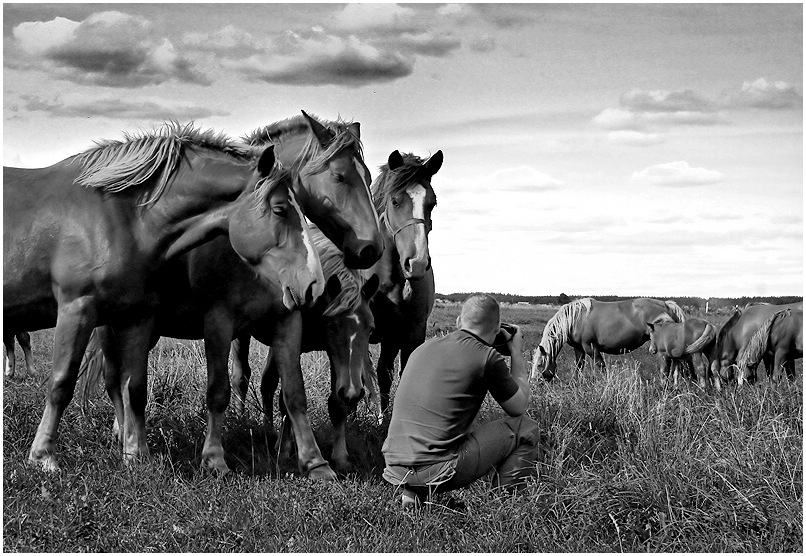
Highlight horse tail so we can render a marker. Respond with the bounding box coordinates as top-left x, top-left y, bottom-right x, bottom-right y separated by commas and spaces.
685, 322, 716, 354
77, 328, 107, 412
737, 309, 789, 375
664, 300, 686, 322
714, 307, 742, 361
